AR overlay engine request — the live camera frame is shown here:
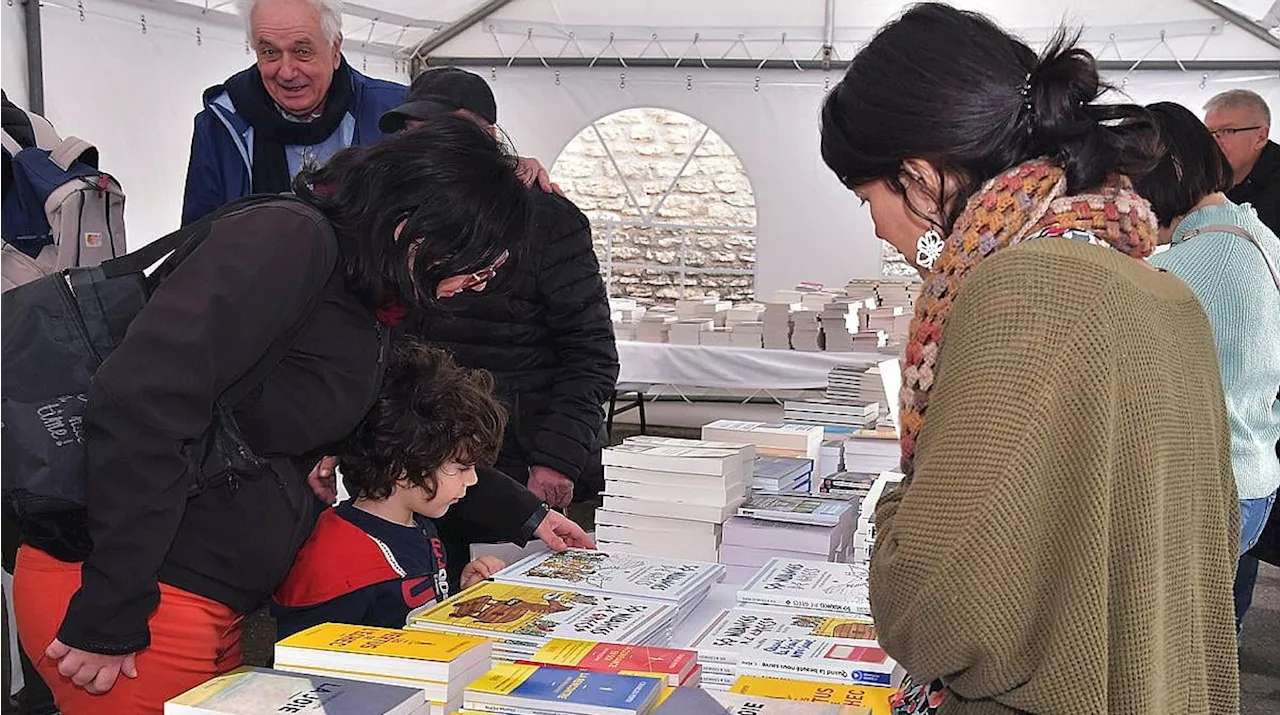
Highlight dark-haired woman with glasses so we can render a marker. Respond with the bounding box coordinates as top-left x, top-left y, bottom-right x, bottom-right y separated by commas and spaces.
11, 114, 589, 715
